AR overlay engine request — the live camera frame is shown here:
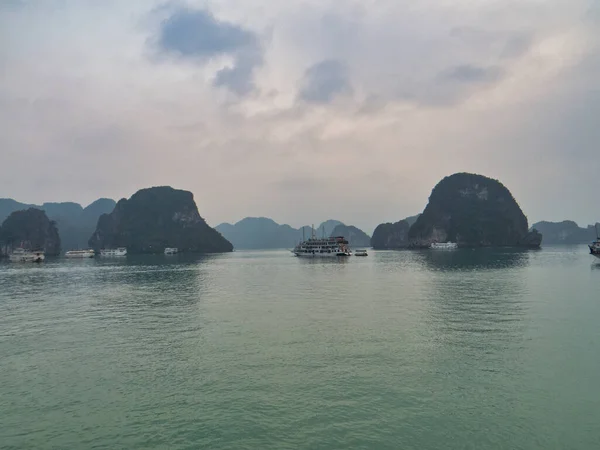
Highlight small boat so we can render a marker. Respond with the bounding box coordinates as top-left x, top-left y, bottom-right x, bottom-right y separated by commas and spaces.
164, 247, 178, 255
100, 247, 127, 257
354, 249, 368, 256
430, 242, 458, 250
589, 224, 600, 258
9, 248, 45, 263
65, 249, 95, 258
